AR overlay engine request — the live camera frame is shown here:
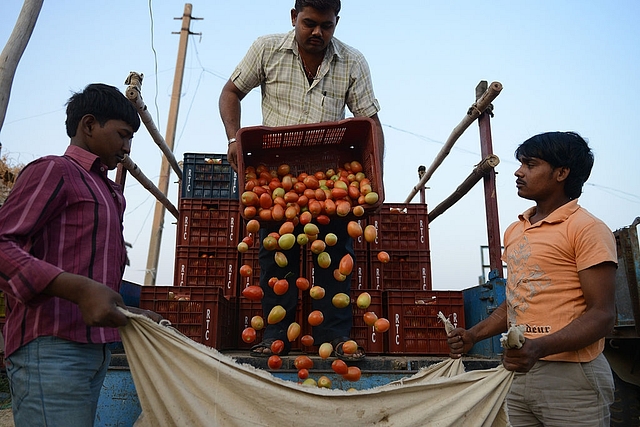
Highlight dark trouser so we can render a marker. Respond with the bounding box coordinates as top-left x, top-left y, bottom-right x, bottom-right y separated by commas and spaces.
259, 219, 354, 347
